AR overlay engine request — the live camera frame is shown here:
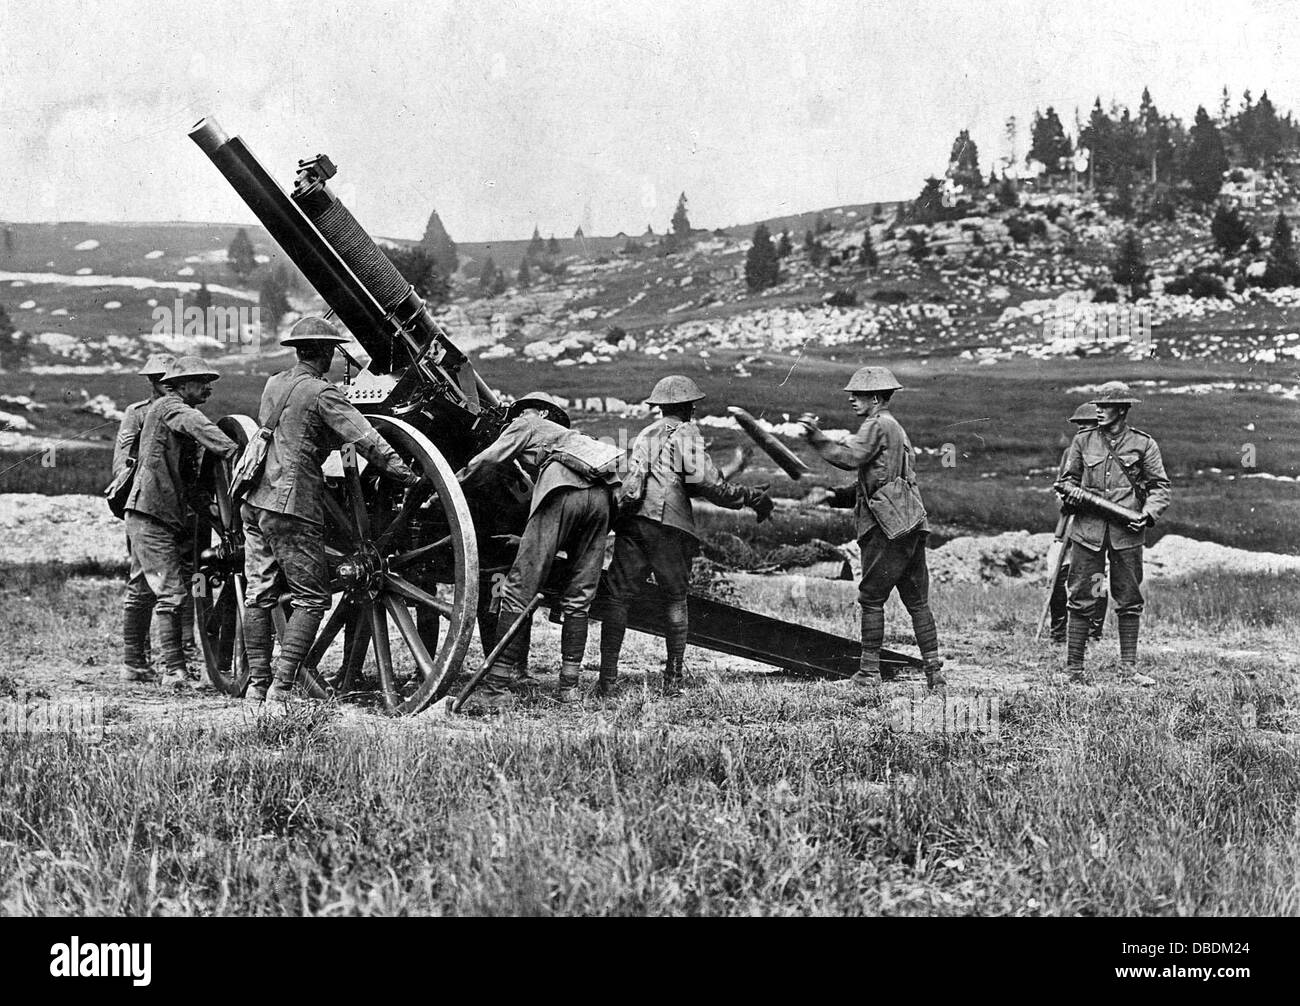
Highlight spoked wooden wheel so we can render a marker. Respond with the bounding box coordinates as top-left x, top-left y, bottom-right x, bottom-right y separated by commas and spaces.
296, 416, 479, 716
194, 414, 259, 695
